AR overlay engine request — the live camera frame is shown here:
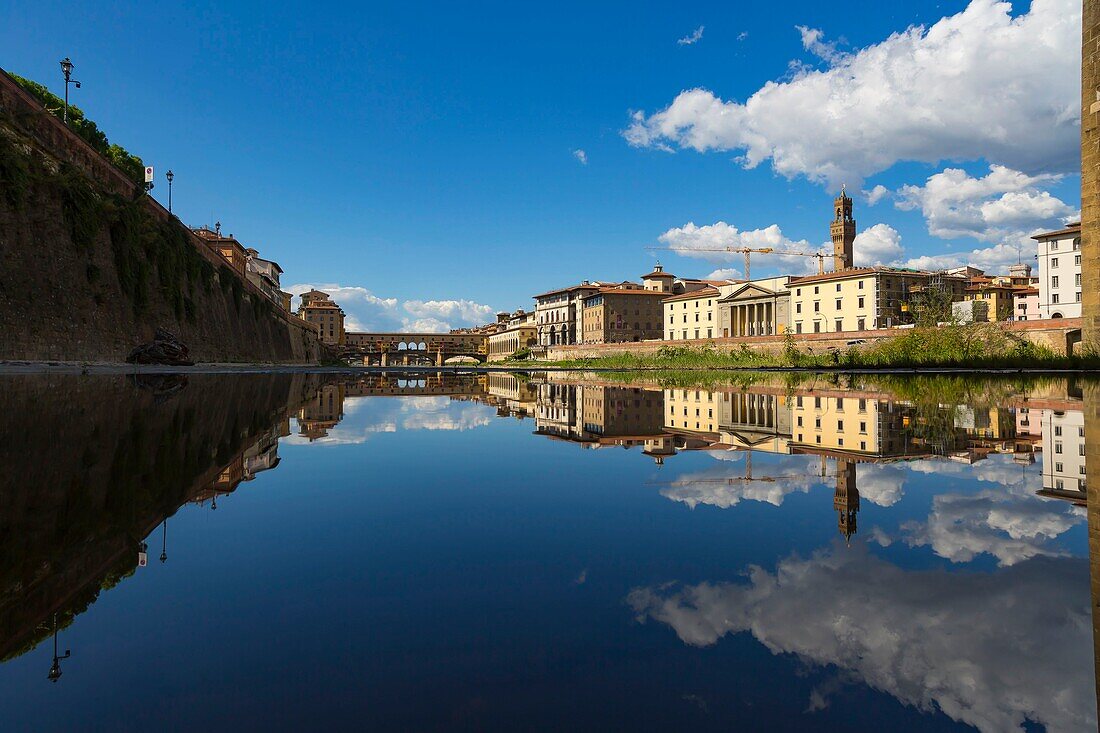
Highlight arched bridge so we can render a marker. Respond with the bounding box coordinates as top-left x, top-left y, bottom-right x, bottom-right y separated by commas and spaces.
342, 332, 489, 365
